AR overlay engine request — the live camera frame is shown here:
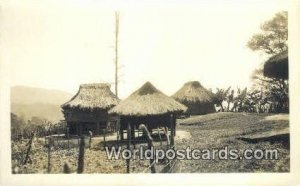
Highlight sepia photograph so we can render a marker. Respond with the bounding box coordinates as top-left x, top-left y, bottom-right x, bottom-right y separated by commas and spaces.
1, 0, 300, 185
